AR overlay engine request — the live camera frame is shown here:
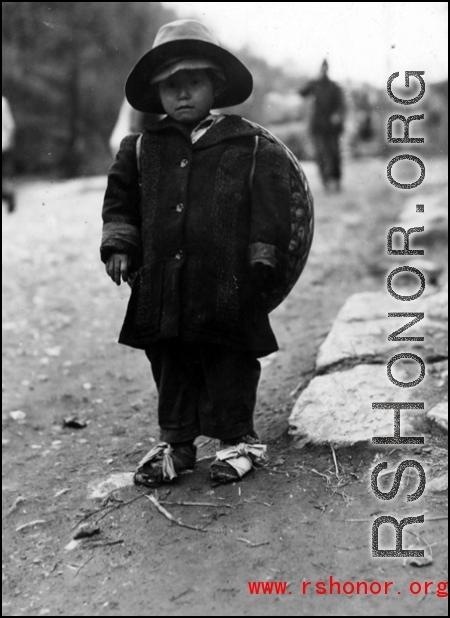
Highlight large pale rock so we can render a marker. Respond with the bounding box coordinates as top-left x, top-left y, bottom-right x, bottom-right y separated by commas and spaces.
400, 189, 448, 242
288, 364, 425, 445
427, 473, 448, 493
316, 289, 448, 372
427, 402, 448, 432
